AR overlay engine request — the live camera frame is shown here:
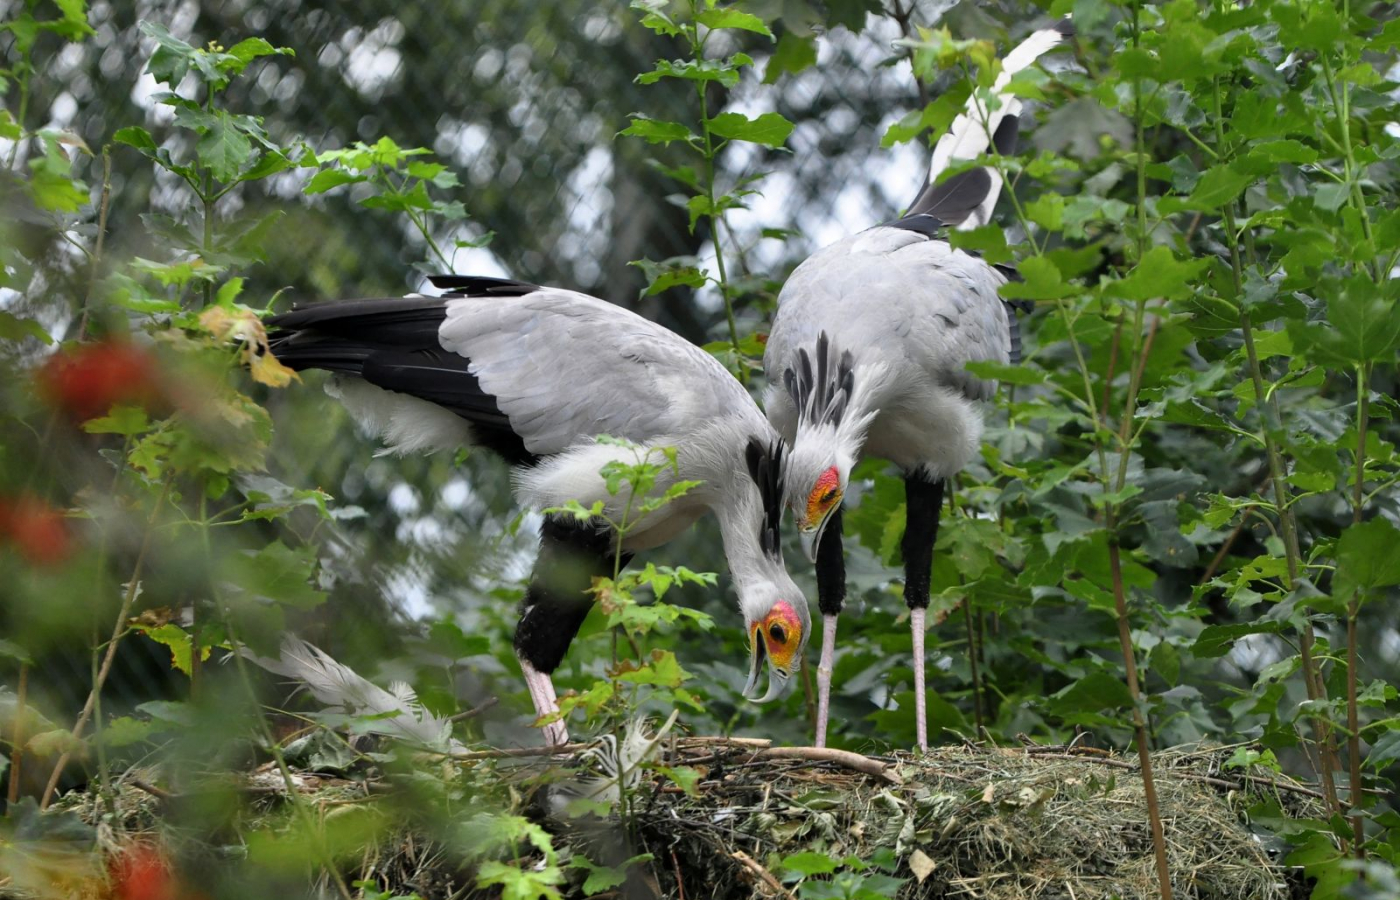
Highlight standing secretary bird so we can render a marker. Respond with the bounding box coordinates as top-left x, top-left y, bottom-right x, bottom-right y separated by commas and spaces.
765, 20, 1073, 750
268, 276, 808, 745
